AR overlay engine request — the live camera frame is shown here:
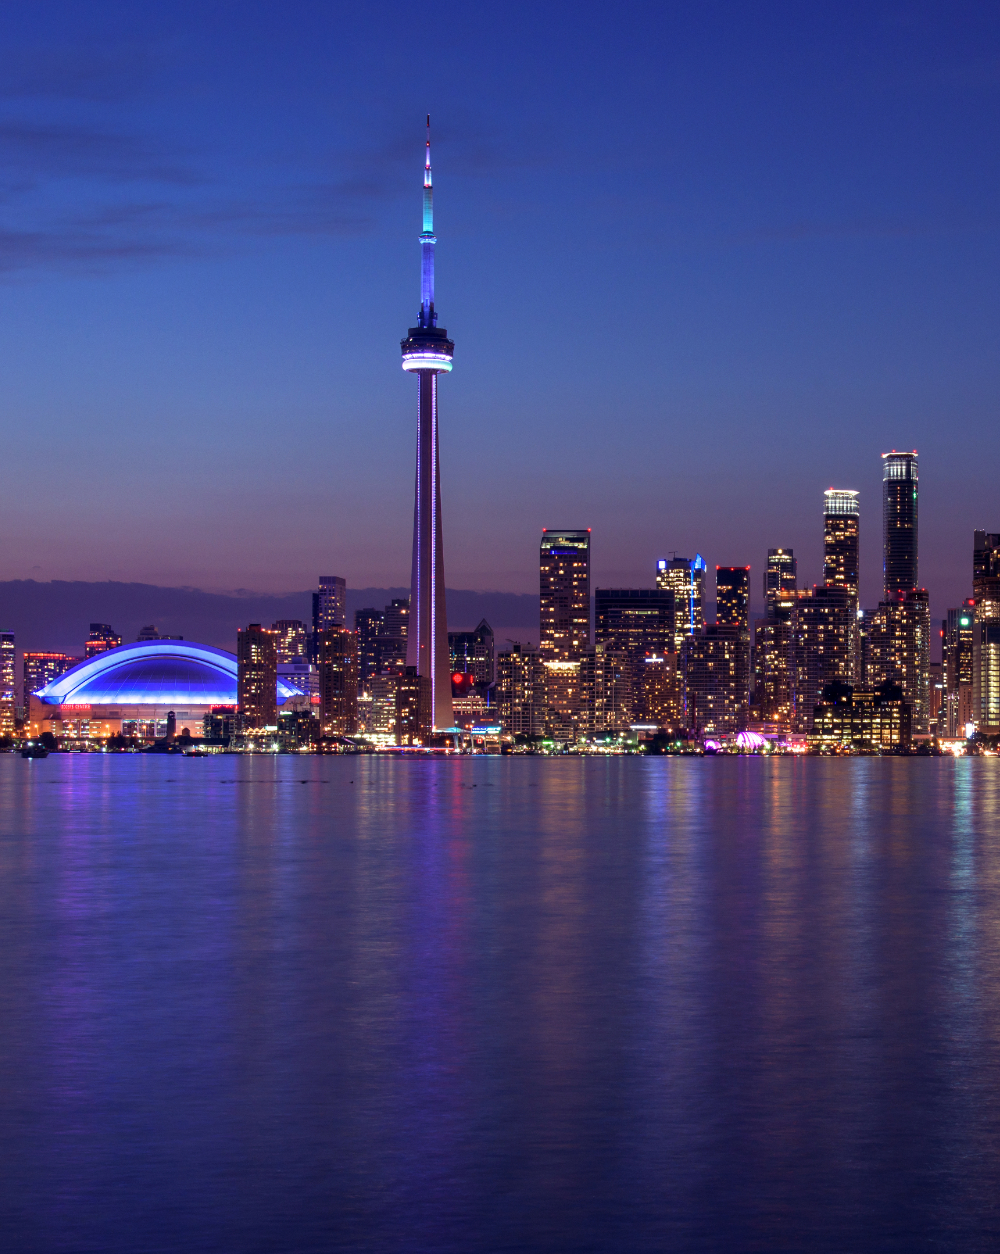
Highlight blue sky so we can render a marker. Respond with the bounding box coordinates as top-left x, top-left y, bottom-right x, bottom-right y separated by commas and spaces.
0, 1, 997, 619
